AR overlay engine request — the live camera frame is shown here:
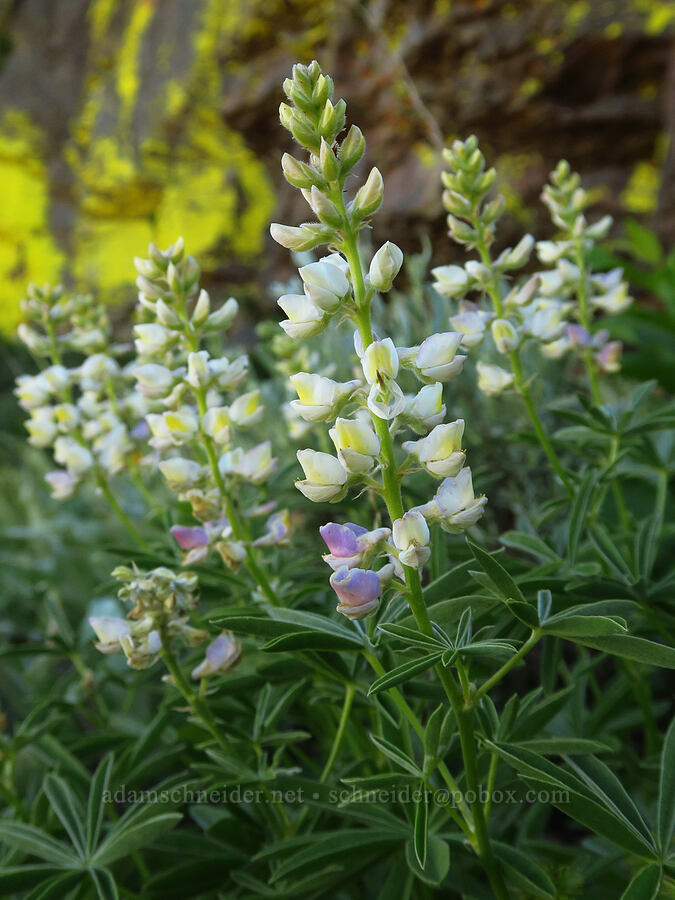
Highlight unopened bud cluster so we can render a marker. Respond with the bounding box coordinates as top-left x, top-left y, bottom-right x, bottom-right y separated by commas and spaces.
272, 62, 487, 622
89, 564, 240, 678
432, 140, 630, 395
